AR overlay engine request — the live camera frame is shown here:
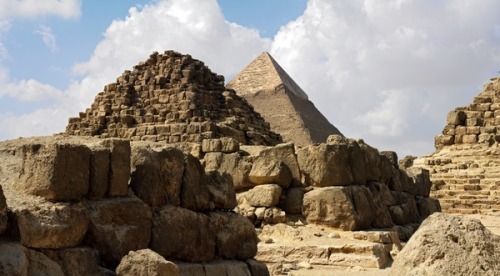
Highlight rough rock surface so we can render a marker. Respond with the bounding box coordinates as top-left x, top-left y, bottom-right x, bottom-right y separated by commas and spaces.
414, 77, 500, 214
227, 52, 342, 146
116, 249, 179, 276
66, 50, 282, 146
391, 213, 500, 276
